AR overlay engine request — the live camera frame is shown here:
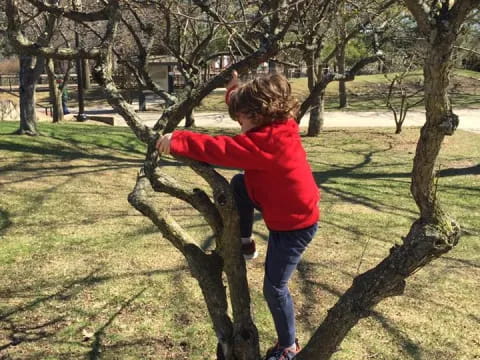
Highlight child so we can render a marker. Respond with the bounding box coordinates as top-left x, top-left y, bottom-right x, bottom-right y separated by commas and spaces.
156, 71, 320, 360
